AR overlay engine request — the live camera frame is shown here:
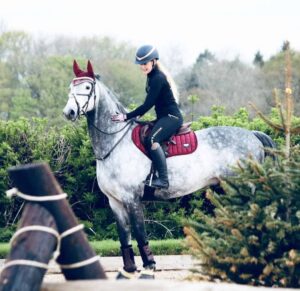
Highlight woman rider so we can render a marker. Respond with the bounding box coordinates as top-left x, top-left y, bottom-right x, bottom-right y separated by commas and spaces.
111, 45, 183, 189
